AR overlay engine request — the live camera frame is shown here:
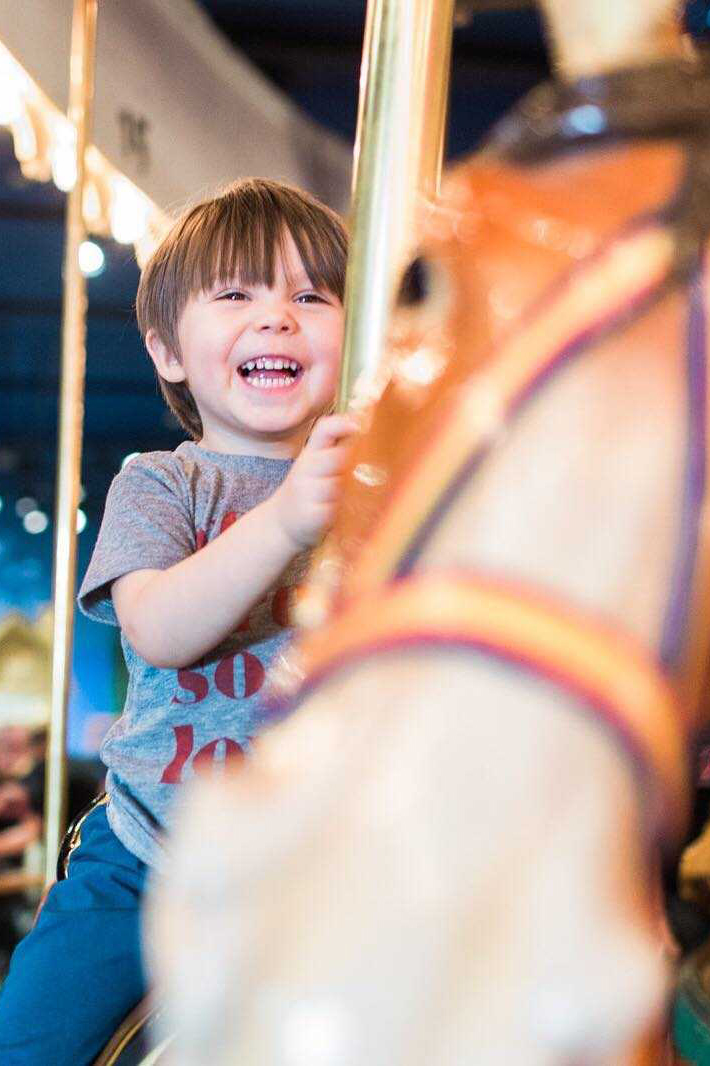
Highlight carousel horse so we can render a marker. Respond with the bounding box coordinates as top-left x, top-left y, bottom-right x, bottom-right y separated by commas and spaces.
145, 1, 710, 1063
